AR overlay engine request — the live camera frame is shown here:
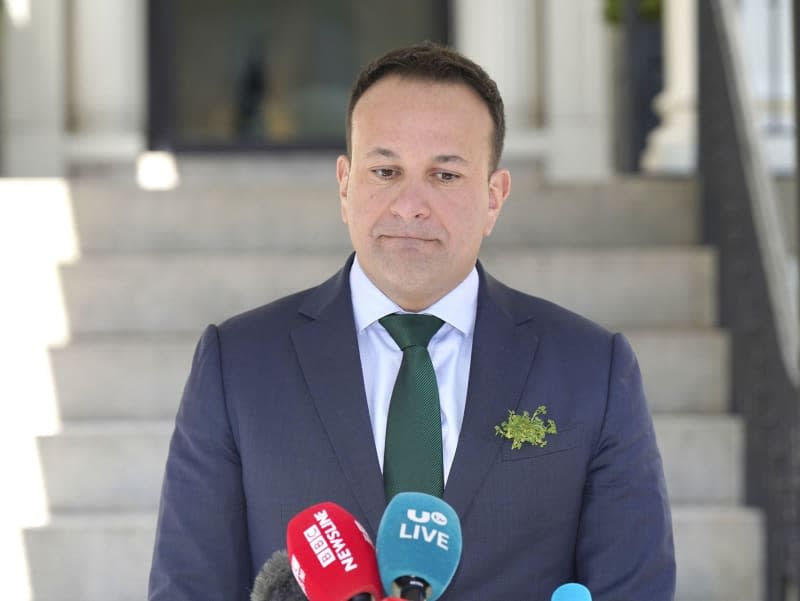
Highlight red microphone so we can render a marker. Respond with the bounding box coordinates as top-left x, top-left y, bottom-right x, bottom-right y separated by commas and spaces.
286, 502, 384, 601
